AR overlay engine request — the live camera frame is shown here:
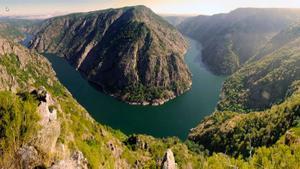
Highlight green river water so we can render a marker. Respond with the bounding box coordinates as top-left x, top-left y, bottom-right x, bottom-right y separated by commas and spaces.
43, 38, 226, 140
